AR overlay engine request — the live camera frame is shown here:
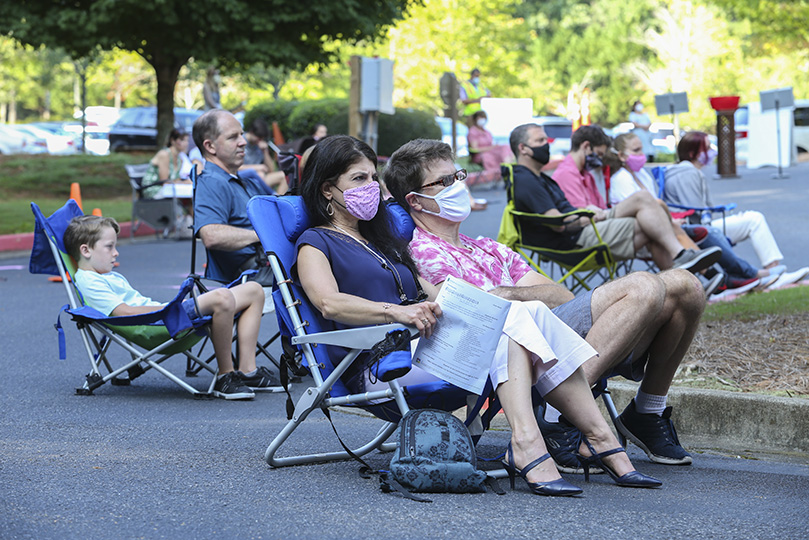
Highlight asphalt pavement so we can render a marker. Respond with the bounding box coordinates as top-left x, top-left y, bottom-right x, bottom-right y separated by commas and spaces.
1, 160, 808, 539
